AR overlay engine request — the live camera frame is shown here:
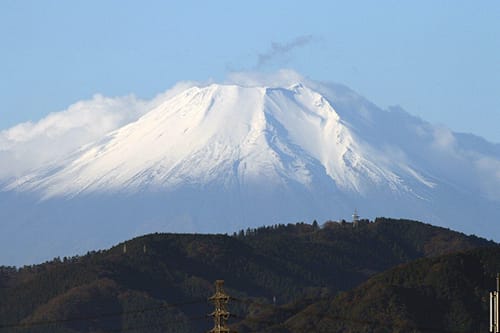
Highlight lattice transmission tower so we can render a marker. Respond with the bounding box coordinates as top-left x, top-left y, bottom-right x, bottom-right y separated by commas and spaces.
208, 280, 235, 333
